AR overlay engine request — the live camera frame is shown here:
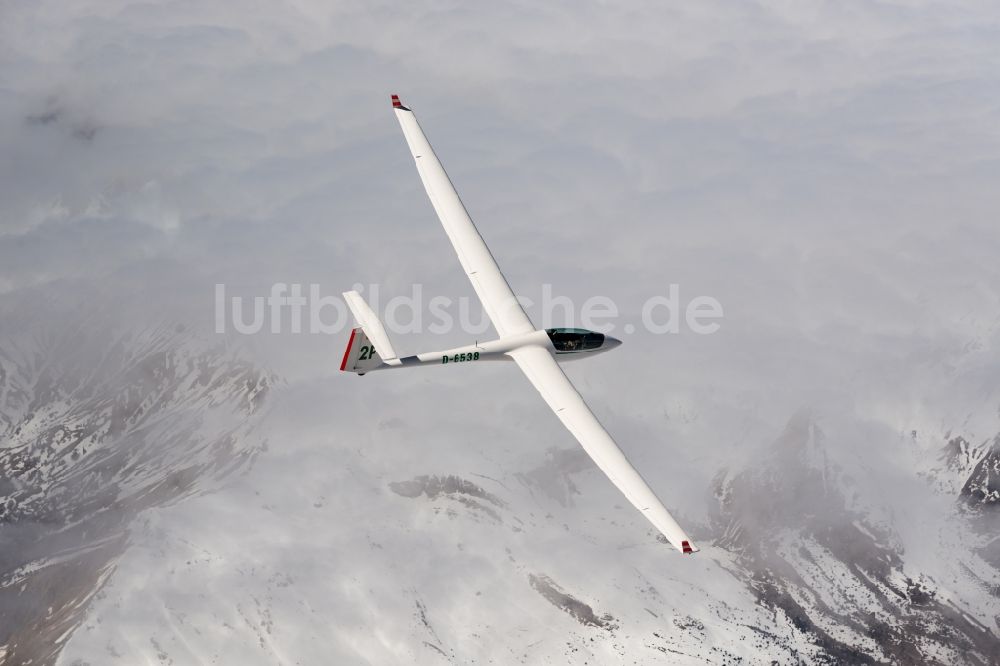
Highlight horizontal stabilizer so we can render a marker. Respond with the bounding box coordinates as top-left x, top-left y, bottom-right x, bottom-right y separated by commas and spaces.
343, 290, 397, 361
